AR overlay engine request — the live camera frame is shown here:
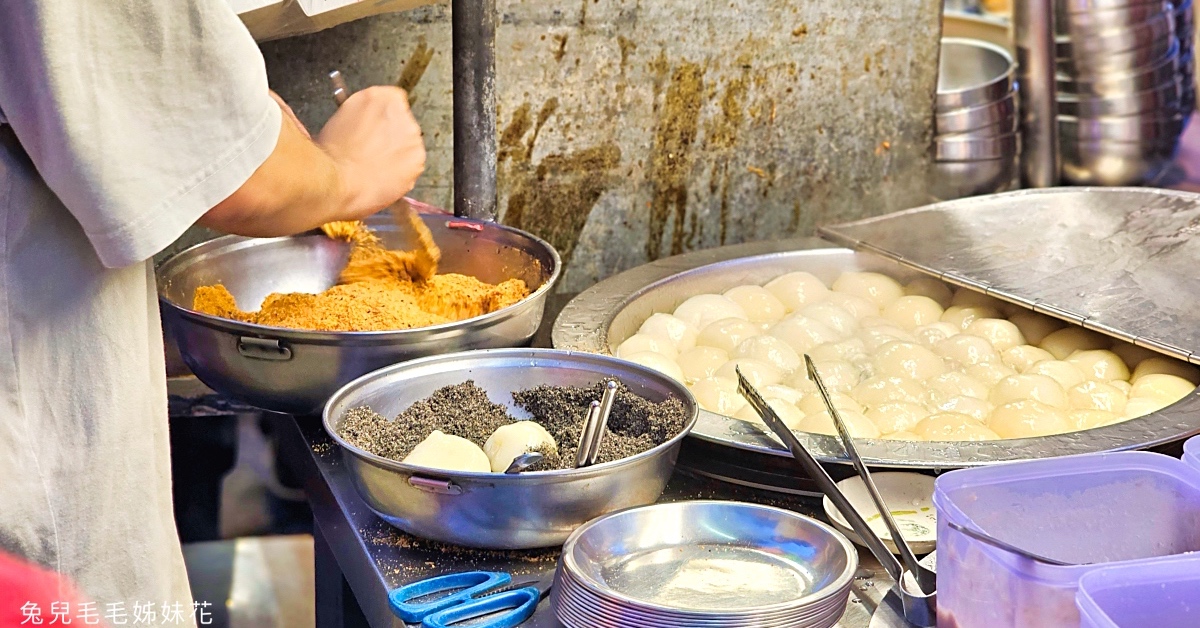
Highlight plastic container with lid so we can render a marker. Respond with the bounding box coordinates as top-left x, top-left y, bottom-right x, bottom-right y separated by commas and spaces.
1075, 552, 1200, 628
933, 450, 1200, 628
